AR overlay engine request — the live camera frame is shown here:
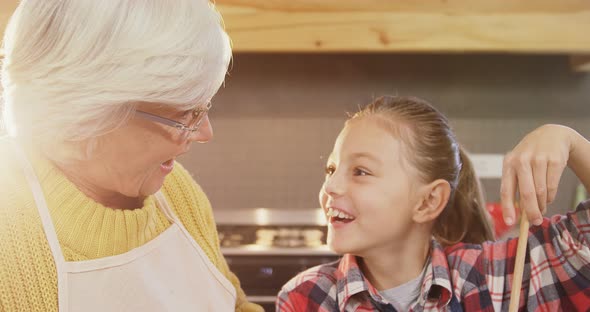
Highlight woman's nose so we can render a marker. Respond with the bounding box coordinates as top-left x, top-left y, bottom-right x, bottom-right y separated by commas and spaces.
190, 115, 213, 143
